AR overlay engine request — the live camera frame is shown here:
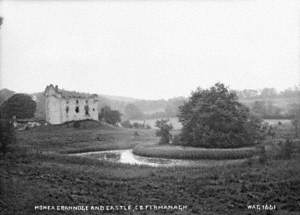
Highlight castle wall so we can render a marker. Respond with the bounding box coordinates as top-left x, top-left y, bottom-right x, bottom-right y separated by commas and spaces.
45, 96, 62, 124
61, 98, 98, 122
45, 96, 98, 124
44, 85, 99, 124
